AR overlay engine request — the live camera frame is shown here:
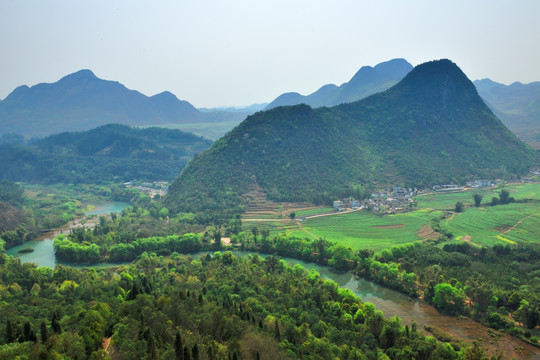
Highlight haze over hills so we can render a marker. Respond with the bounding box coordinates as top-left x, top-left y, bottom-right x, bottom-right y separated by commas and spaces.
0, 70, 246, 139
264, 58, 414, 110
0, 124, 212, 184
474, 79, 540, 148
165, 59, 538, 215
